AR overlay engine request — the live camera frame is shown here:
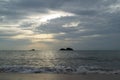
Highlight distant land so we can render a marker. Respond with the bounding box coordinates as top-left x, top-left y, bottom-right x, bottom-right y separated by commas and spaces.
59, 47, 74, 51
